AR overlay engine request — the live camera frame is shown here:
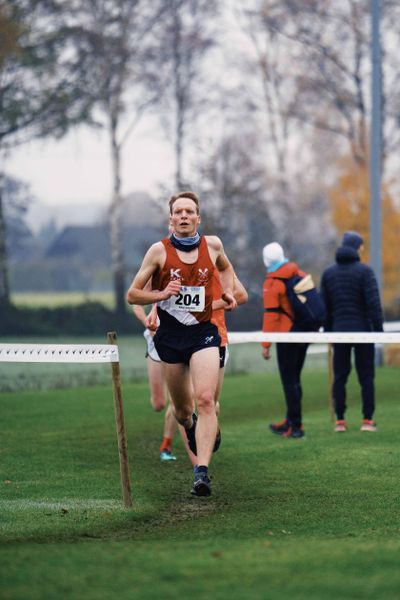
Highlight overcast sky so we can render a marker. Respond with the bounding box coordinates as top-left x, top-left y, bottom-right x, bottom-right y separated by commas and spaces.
6, 116, 174, 207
